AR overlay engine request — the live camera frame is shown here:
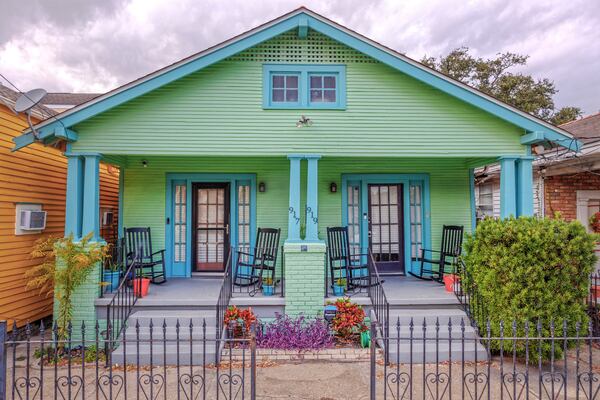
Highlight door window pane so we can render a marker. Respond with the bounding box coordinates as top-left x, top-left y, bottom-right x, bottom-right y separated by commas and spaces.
174, 184, 187, 262
409, 183, 423, 259
347, 185, 361, 255
238, 184, 251, 256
